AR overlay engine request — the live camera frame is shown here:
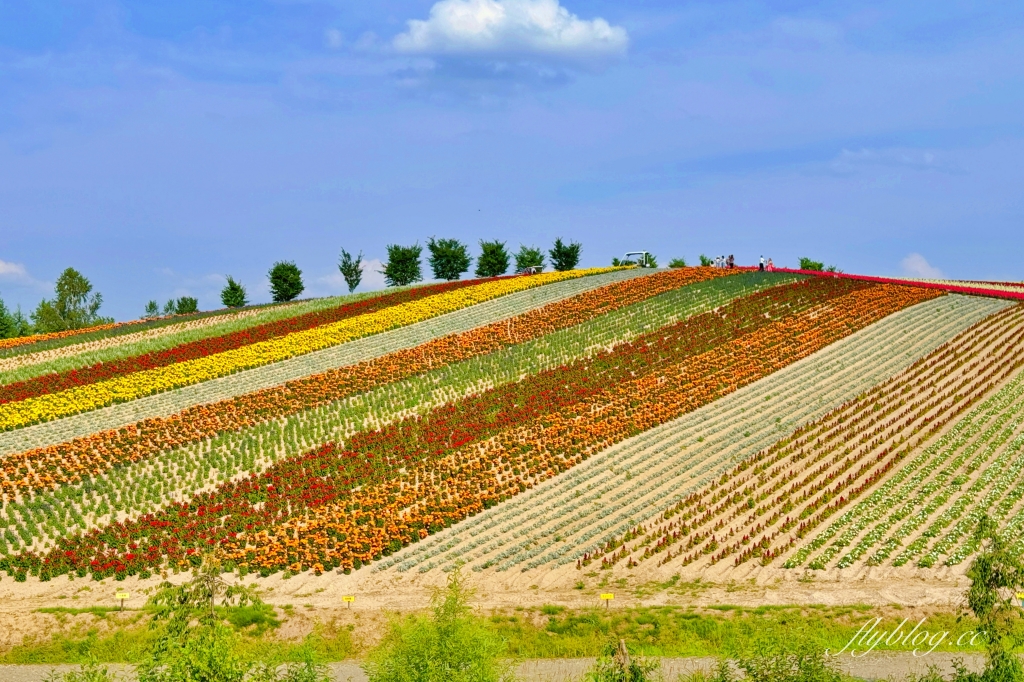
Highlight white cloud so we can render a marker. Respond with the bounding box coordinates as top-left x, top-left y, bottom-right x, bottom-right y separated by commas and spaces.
900, 253, 944, 279
325, 29, 344, 49
393, 0, 628, 60
0, 260, 29, 280
361, 258, 387, 290
0, 259, 50, 291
